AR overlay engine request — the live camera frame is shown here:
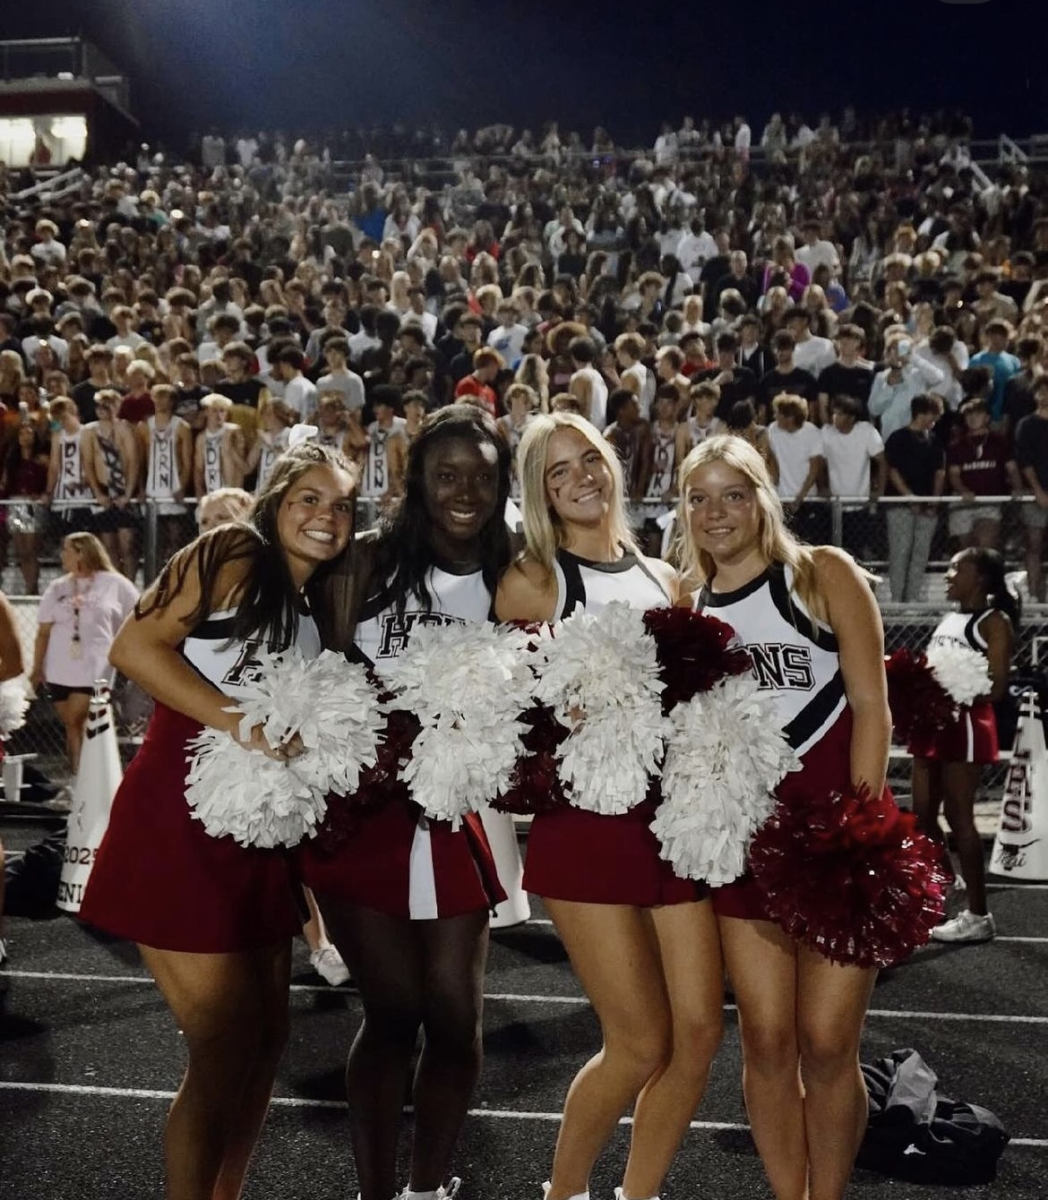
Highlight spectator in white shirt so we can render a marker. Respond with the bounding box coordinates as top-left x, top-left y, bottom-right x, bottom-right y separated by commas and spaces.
487, 299, 529, 365
794, 218, 841, 280
767, 393, 825, 510
822, 395, 886, 557
784, 306, 836, 380
105, 306, 147, 354
869, 337, 946, 442
914, 326, 968, 412
734, 116, 752, 160
275, 346, 318, 423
